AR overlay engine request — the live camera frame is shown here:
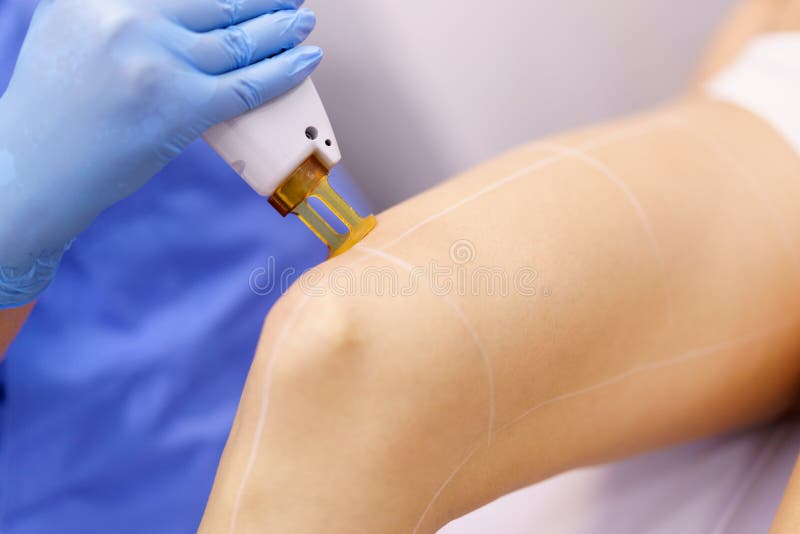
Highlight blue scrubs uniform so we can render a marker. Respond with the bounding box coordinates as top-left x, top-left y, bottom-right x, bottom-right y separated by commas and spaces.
0, 2, 371, 532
